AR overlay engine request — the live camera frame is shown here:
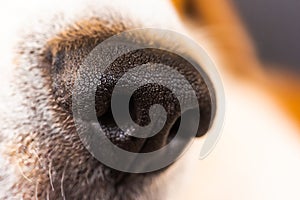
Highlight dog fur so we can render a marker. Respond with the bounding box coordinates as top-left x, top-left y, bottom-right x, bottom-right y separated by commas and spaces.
0, 0, 300, 199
